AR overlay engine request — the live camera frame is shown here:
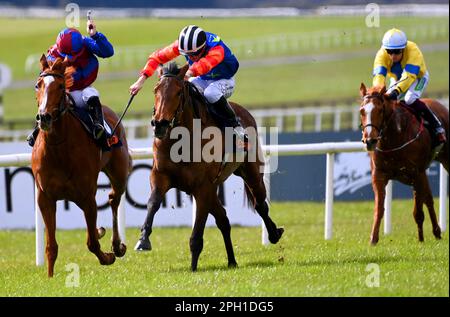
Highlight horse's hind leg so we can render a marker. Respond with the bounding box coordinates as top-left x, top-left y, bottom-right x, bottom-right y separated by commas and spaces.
37, 190, 58, 277
236, 164, 284, 244
414, 172, 441, 241
105, 169, 128, 257
79, 198, 115, 265
210, 196, 237, 268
